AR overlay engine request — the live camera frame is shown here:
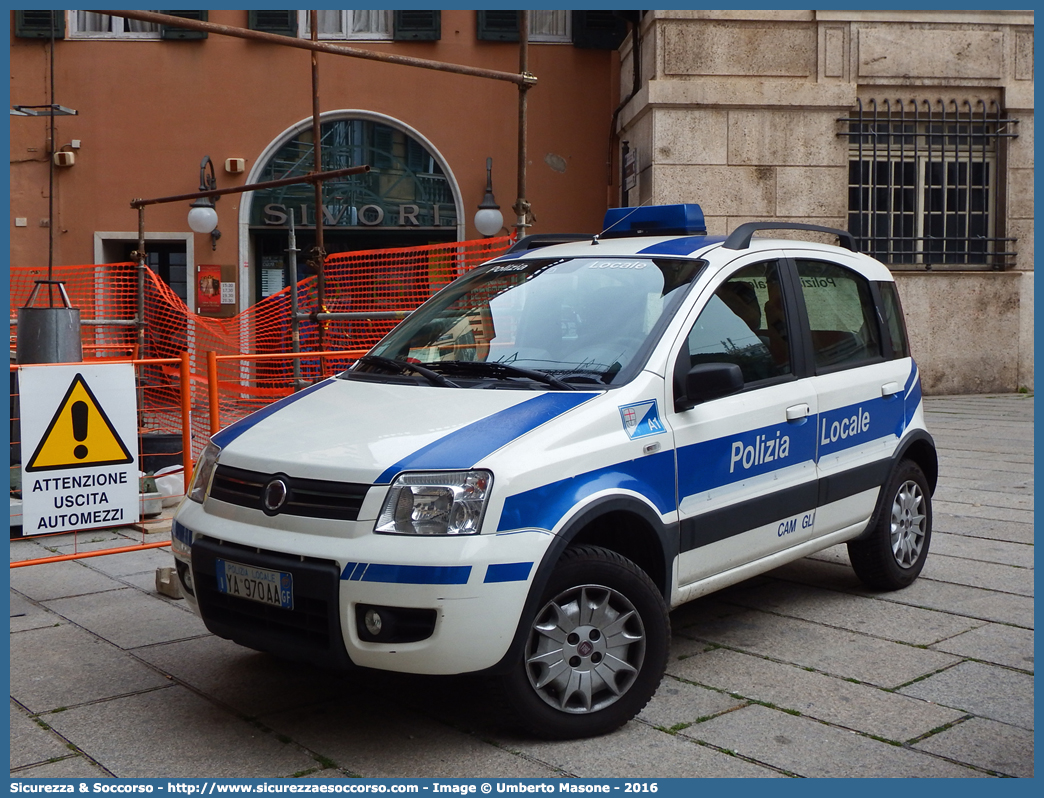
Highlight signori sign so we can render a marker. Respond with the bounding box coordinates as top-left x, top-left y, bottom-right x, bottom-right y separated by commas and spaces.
19, 364, 139, 535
